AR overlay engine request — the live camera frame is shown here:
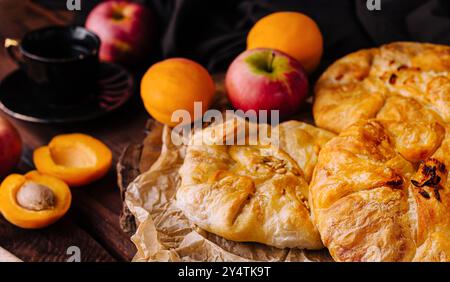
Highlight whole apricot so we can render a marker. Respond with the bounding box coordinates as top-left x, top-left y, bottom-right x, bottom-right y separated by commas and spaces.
140, 58, 215, 127
247, 12, 323, 73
